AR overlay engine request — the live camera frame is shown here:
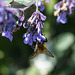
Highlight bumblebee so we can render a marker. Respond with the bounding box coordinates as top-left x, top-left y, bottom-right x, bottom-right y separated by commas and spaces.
29, 44, 54, 59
